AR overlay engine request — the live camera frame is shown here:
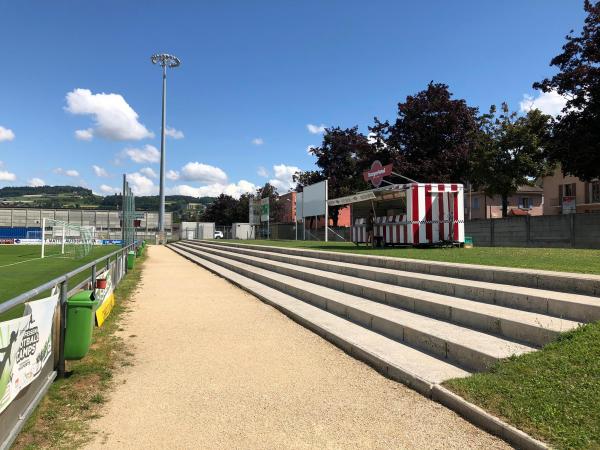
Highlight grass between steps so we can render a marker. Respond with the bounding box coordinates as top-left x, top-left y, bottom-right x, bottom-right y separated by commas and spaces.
219, 240, 600, 275
444, 321, 600, 450
12, 252, 146, 449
